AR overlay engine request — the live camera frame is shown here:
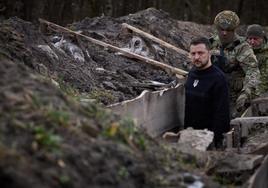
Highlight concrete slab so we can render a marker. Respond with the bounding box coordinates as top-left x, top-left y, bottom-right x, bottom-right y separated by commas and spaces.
108, 84, 185, 137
